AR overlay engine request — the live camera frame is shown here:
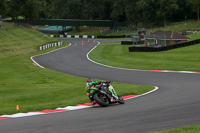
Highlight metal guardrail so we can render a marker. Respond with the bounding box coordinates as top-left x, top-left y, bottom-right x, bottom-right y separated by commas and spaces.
49, 34, 132, 39
121, 40, 144, 45
49, 35, 96, 39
